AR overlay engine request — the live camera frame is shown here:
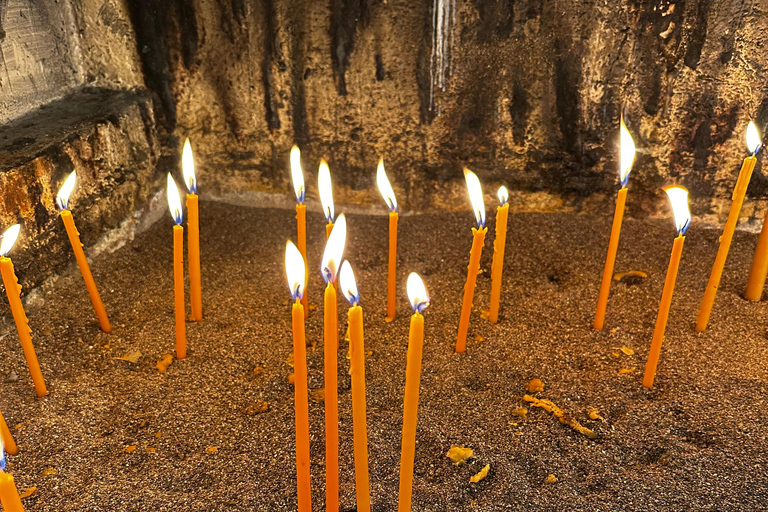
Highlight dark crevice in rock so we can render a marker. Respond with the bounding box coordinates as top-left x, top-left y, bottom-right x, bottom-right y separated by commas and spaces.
330, 0, 372, 96
261, 0, 282, 131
